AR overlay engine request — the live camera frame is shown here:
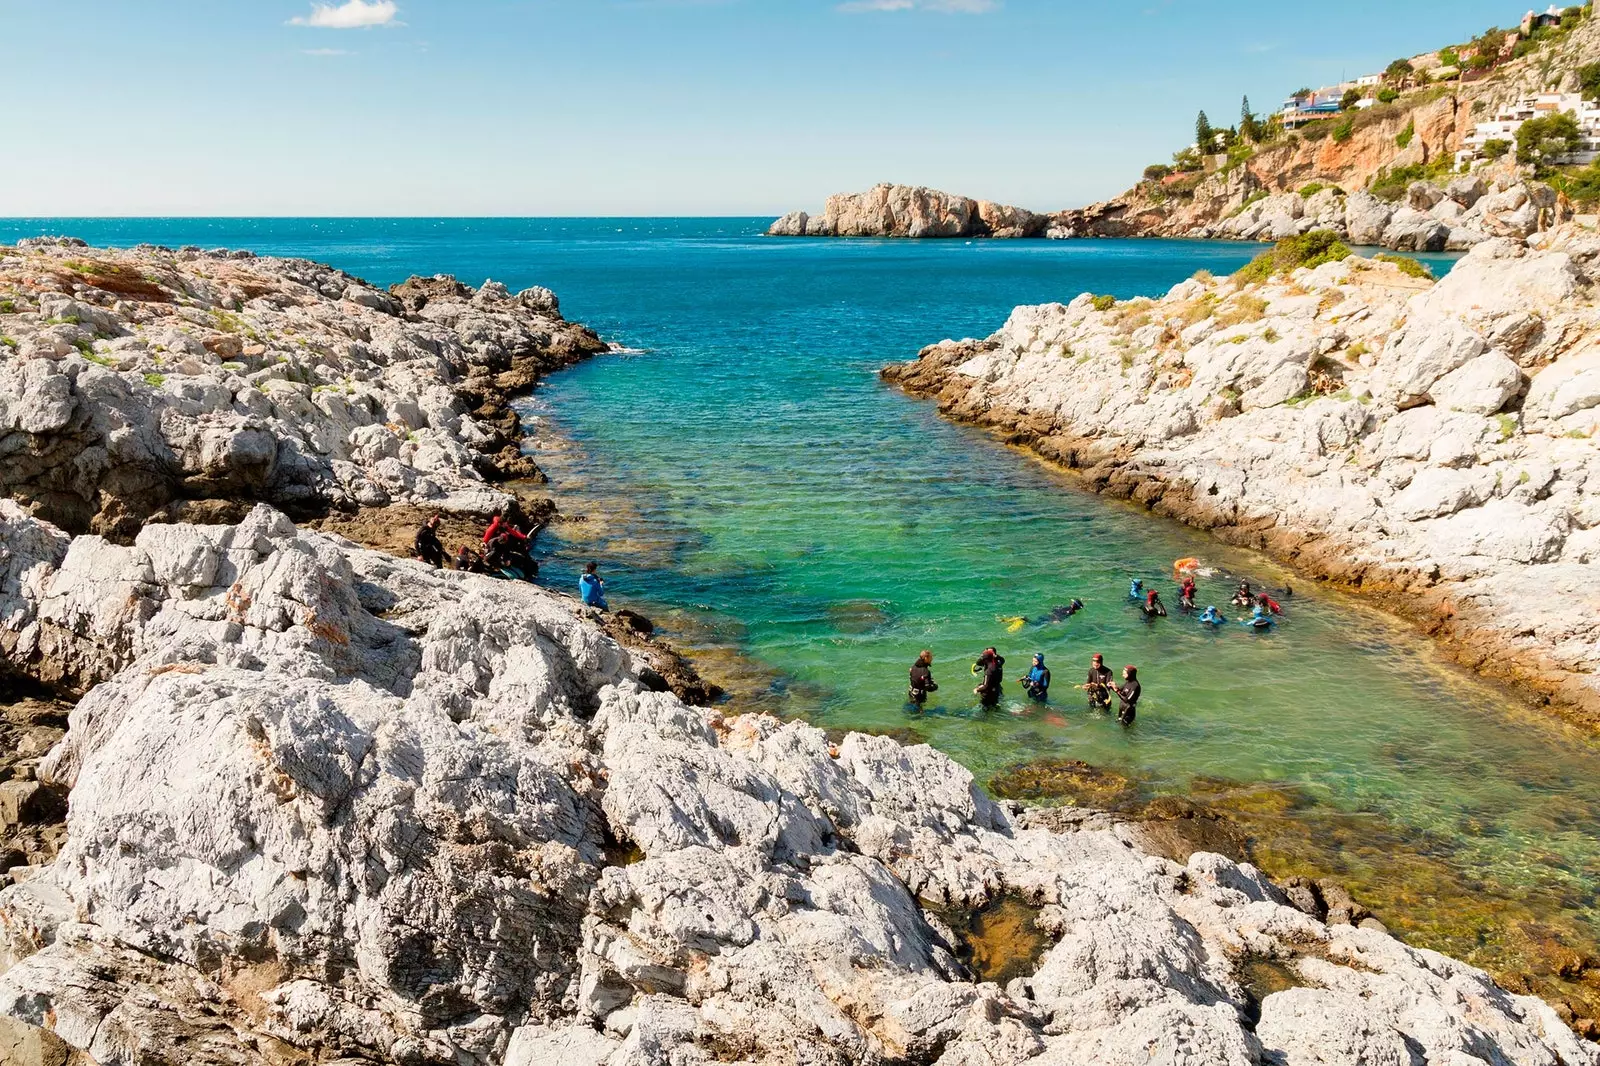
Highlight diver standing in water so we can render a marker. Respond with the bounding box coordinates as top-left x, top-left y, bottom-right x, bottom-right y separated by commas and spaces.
908, 650, 938, 706
1115, 665, 1141, 726
1084, 653, 1113, 712
973, 648, 1005, 708
1018, 653, 1051, 701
